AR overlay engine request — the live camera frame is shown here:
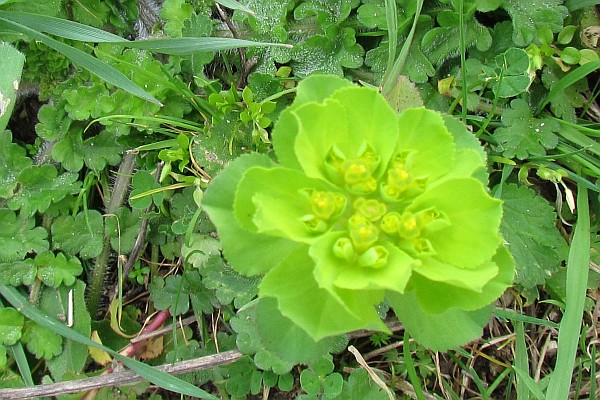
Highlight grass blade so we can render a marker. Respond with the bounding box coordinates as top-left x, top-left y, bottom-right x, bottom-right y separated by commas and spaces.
546, 184, 590, 399
381, 0, 424, 95
514, 321, 531, 400
215, 0, 255, 14
381, 0, 398, 84
0, 17, 162, 105
0, 285, 219, 400
0, 11, 290, 55
537, 61, 600, 115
